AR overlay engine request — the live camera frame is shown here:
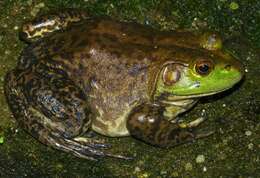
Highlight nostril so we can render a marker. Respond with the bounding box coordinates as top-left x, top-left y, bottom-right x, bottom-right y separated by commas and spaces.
225, 64, 231, 71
